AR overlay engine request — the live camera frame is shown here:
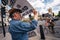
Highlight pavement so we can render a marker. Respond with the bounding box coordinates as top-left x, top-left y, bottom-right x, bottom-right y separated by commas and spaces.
0, 30, 60, 40
0, 20, 60, 40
